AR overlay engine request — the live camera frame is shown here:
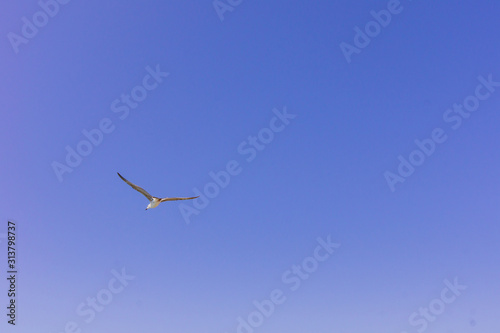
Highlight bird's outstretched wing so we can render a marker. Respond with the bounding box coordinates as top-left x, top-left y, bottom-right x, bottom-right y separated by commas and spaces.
160, 196, 200, 202
117, 172, 153, 201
